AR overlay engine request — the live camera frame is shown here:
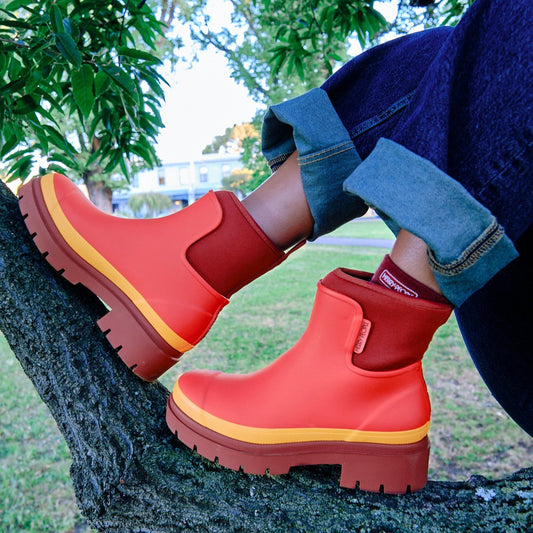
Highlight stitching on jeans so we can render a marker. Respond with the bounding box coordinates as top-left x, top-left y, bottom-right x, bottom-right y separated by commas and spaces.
298, 140, 354, 162
299, 145, 355, 166
478, 137, 533, 197
428, 220, 505, 276
349, 92, 415, 139
268, 92, 416, 171
268, 153, 291, 171
269, 139, 355, 170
